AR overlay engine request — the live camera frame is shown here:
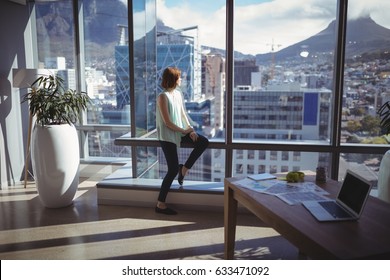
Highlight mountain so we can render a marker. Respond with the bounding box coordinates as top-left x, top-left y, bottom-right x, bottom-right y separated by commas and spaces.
36, 0, 127, 61
35, 1, 390, 64
256, 16, 390, 64
36, 0, 127, 43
